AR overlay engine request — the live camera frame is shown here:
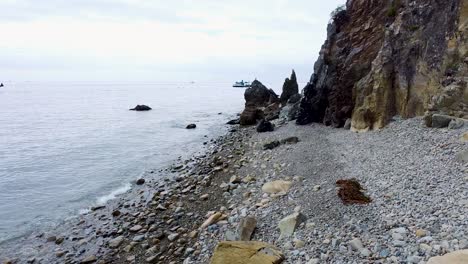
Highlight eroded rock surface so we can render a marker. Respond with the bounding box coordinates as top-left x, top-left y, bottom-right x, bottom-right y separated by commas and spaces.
297, 0, 468, 131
